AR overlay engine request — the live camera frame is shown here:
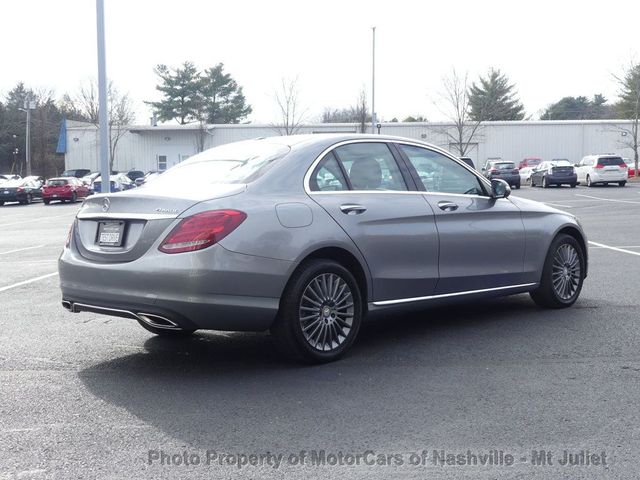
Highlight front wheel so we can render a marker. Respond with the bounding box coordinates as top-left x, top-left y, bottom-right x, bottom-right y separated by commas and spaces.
271, 259, 363, 363
570, 183, 577, 188
514, 183, 521, 190
43, 200, 50, 205
530, 234, 585, 309
542, 176, 549, 188
586, 175, 593, 187
71, 192, 77, 203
